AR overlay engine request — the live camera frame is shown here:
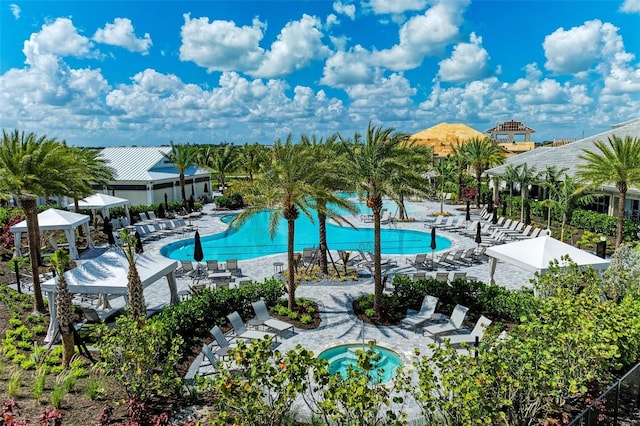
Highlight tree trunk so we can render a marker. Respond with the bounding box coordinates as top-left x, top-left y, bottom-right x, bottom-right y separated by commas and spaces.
457, 172, 463, 201
616, 189, 626, 247
61, 333, 75, 368
475, 171, 482, 208
371, 197, 383, 314
287, 219, 296, 311
180, 173, 186, 202
22, 198, 45, 313
398, 194, 408, 220
318, 211, 328, 275
127, 263, 146, 323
